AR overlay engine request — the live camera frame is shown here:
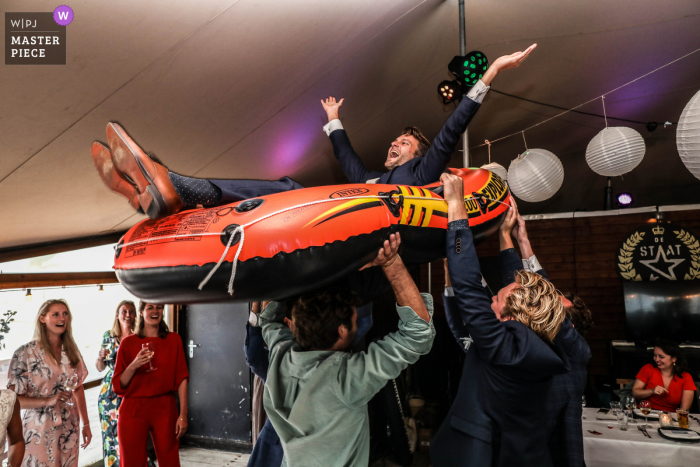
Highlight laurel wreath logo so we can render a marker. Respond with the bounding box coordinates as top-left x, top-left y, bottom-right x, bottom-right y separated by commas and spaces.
618, 232, 644, 281
675, 230, 700, 280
